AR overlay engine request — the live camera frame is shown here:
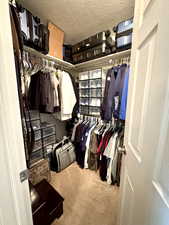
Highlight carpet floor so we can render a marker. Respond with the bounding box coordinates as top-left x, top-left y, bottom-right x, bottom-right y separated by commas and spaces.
51, 163, 119, 225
